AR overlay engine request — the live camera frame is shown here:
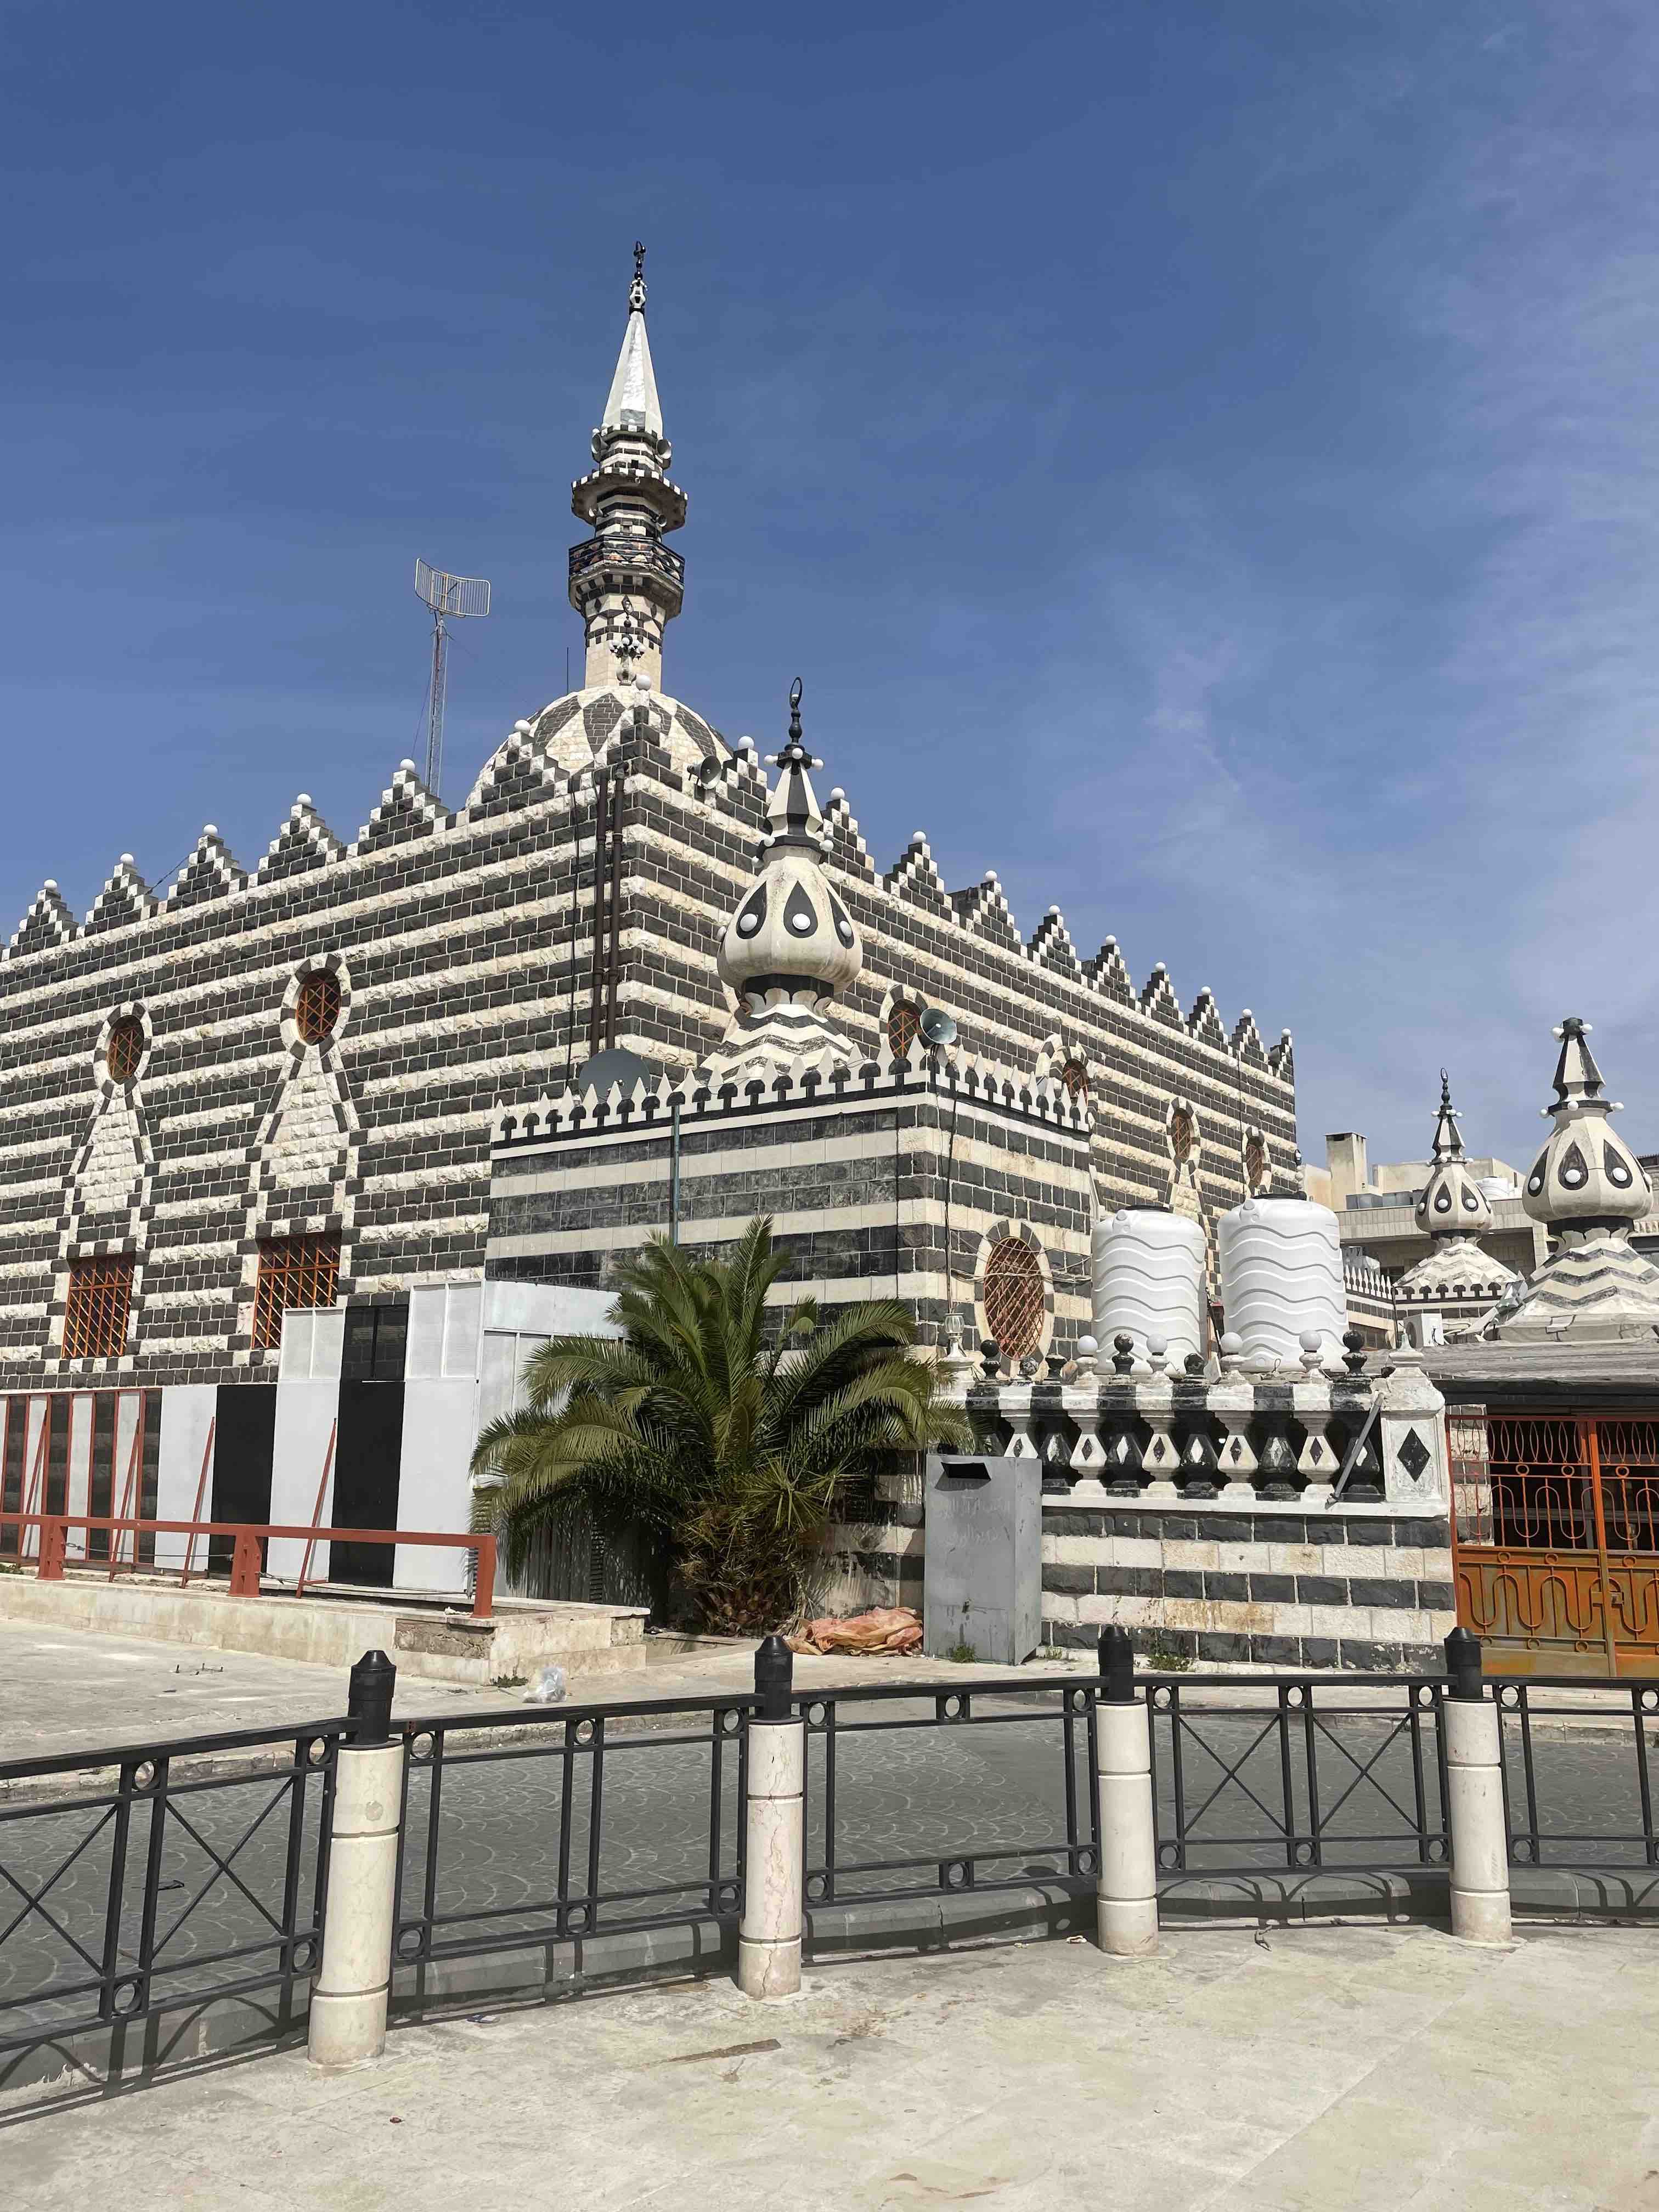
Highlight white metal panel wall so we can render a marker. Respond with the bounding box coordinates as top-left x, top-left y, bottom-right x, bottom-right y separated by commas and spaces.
395, 1377, 481, 1594
110, 1391, 144, 1566
392, 1278, 619, 1596
17, 1396, 50, 1559
155, 1385, 218, 1570
63, 1393, 93, 1561
266, 1379, 340, 1582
